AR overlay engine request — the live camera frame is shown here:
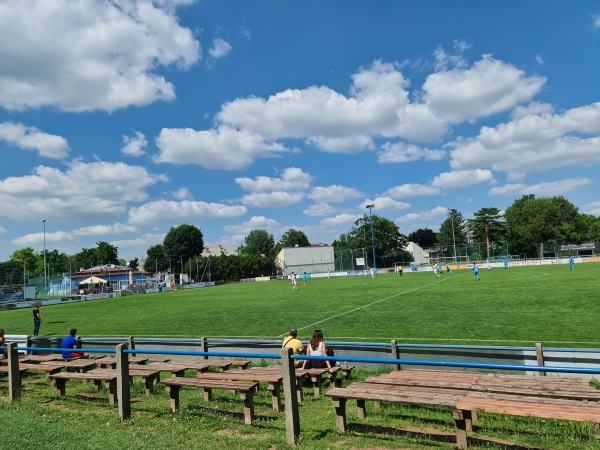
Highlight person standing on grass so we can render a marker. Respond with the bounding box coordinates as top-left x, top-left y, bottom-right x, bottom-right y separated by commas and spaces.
291, 273, 298, 290
569, 255, 575, 271
445, 263, 453, 275
282, 328, 304, 367
504, 258, 509, 269
303, 272, 308, 286
473, 262, 480, 281
33, 304, 42, 337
